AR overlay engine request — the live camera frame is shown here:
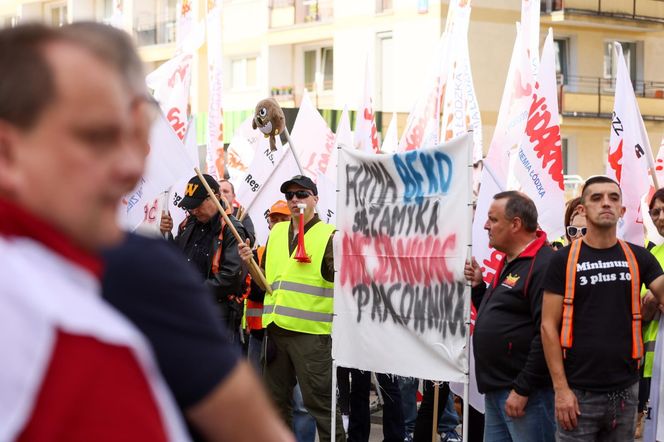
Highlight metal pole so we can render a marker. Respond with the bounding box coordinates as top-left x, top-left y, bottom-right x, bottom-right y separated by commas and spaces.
331, 361, 338, 442
463, 131, 474, 442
